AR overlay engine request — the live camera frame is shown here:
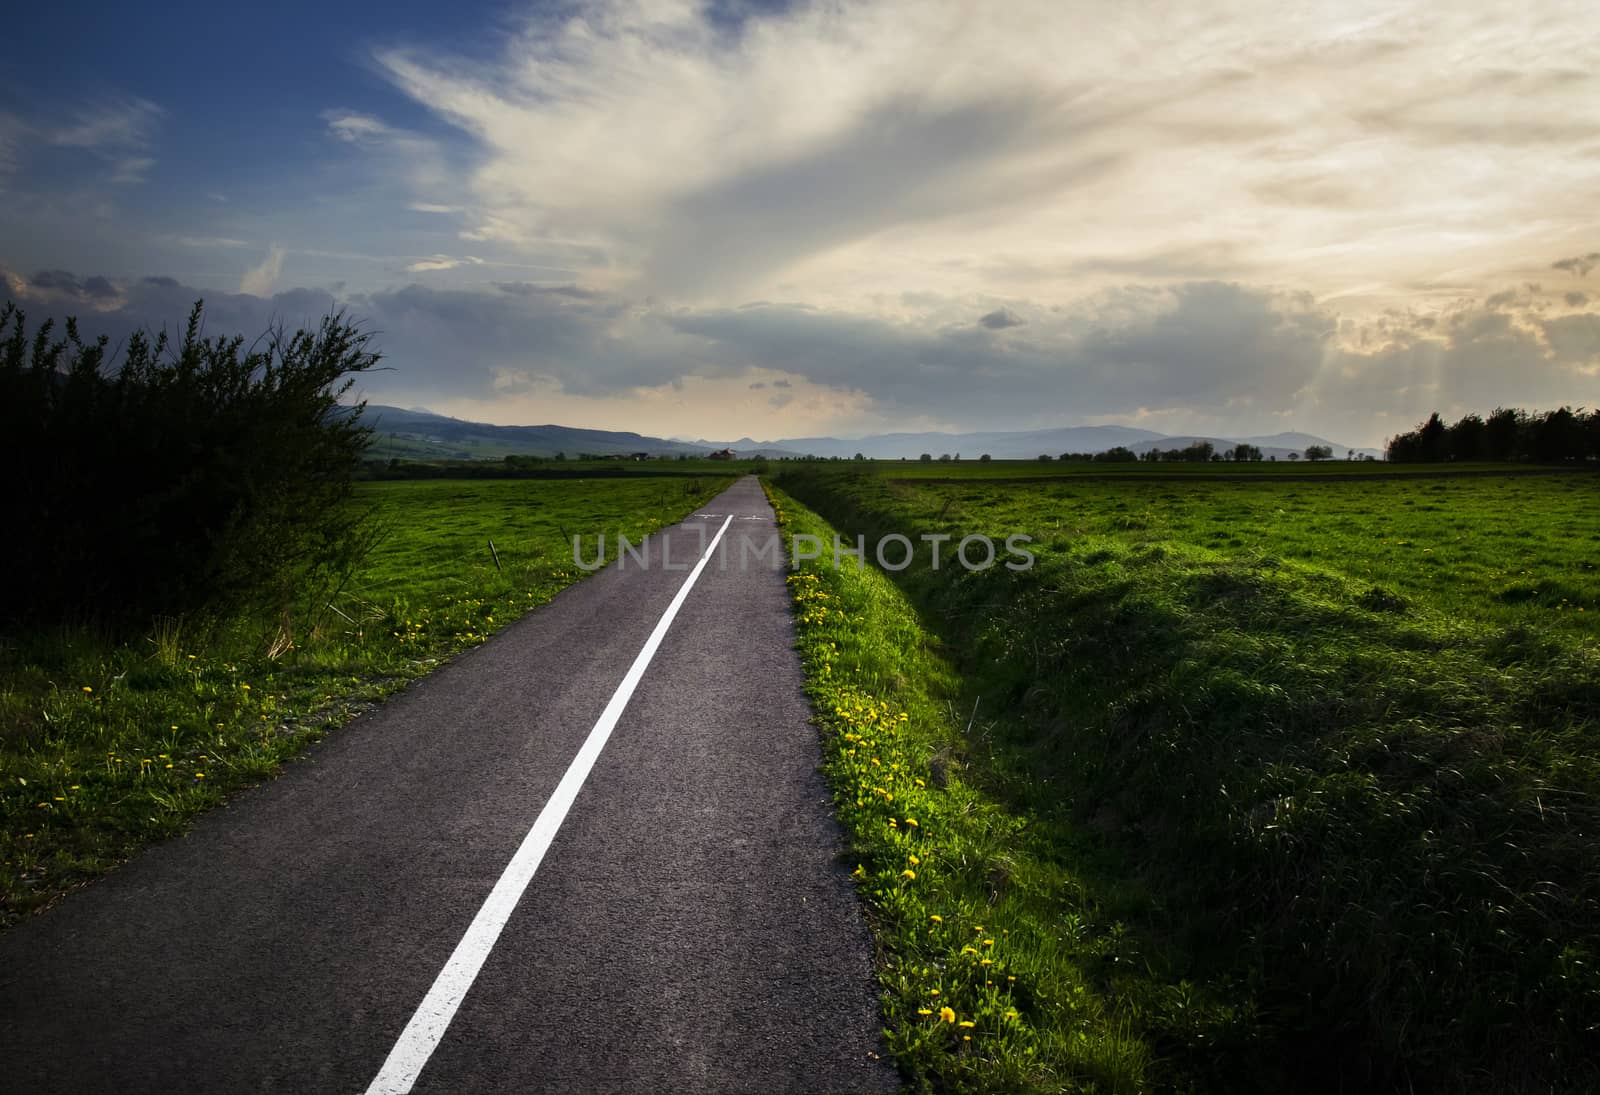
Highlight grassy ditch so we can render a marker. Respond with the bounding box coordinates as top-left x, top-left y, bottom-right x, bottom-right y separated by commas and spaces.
774, 465, 1600, 1093
0, 475, 730, 928
767, 482, 1254, 1094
